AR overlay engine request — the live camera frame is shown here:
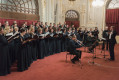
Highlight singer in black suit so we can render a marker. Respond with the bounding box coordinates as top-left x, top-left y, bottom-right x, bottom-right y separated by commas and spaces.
108, 26, 117, 61
102, 27, 109, 50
